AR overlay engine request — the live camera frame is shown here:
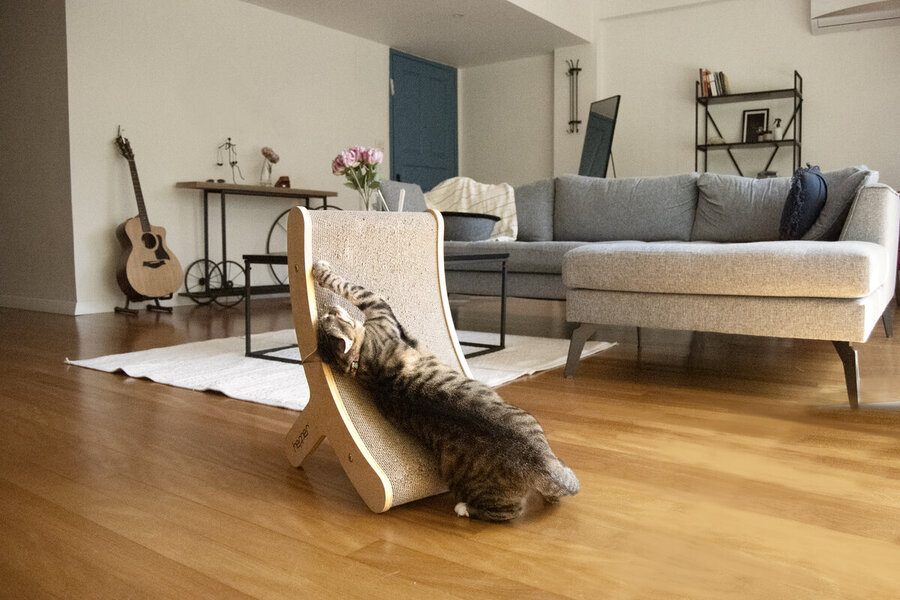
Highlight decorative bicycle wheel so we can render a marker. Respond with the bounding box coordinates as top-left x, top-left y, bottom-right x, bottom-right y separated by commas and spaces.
183, 258, 220, 305
265, 205, 343, 285
212, 260, 246, 307
265, 209, 290, 285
